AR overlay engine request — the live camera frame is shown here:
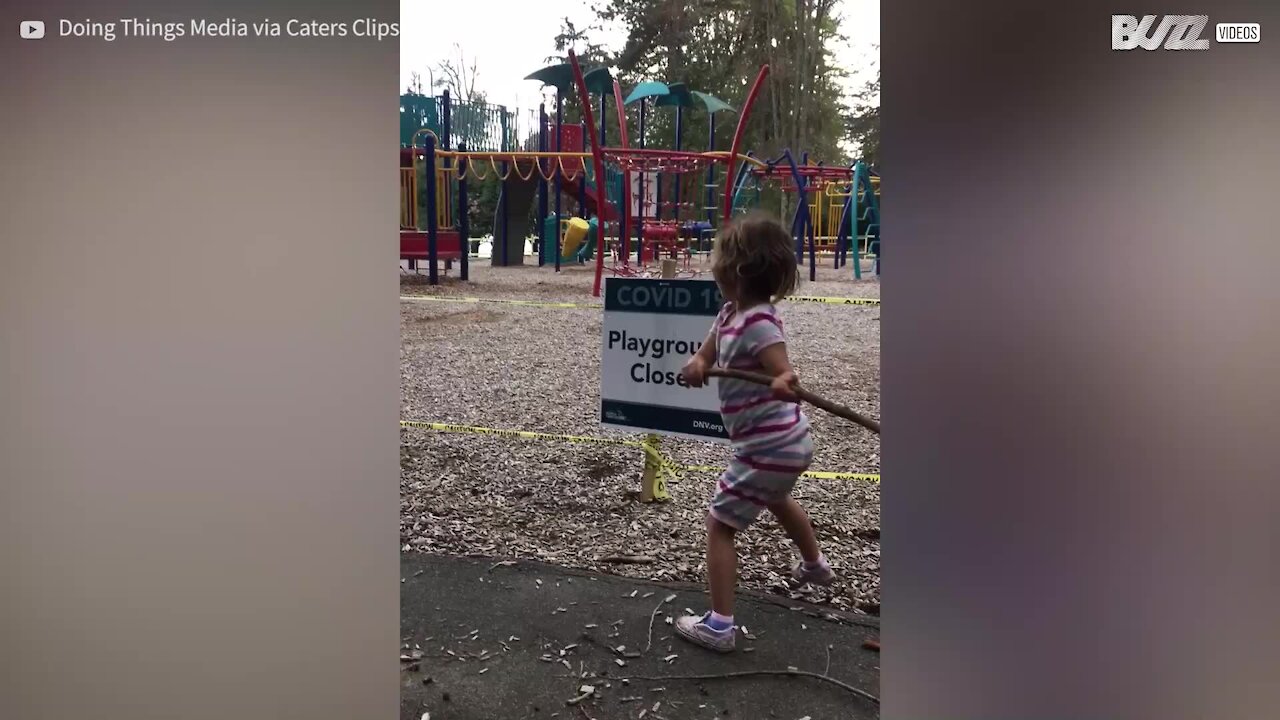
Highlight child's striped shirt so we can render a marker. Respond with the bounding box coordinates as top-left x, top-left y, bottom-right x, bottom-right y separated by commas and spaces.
713, 302, 810, 453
